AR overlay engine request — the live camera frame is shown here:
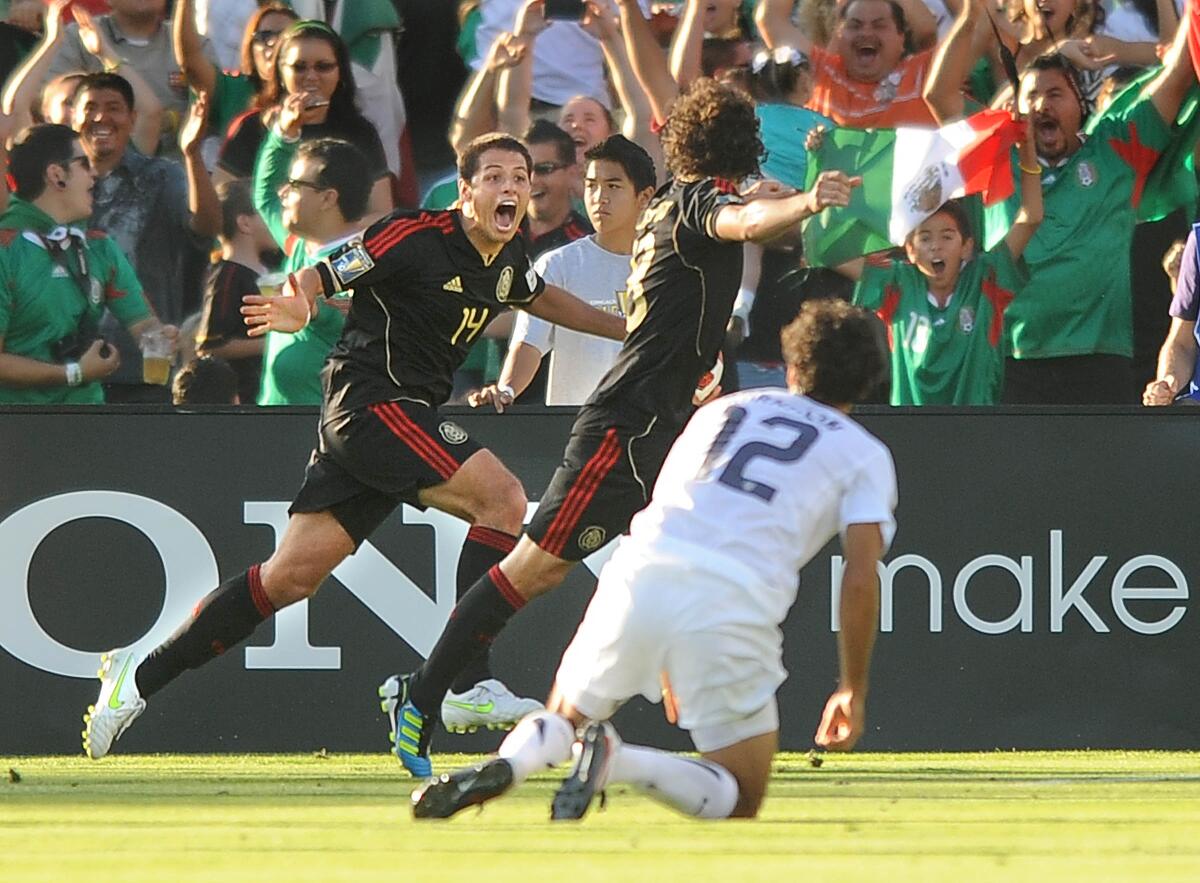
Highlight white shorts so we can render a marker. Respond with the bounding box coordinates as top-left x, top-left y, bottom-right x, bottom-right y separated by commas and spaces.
554, 543, 784, 753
